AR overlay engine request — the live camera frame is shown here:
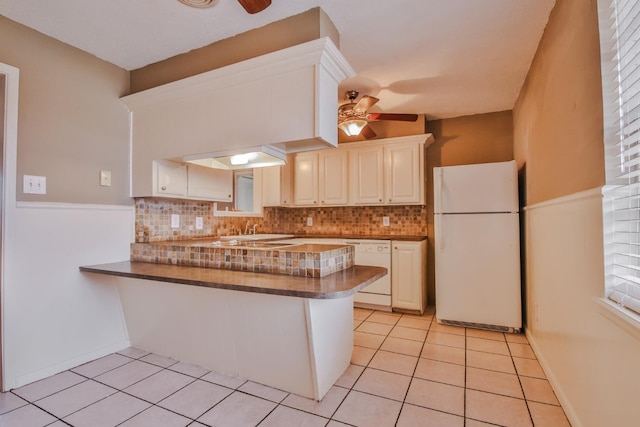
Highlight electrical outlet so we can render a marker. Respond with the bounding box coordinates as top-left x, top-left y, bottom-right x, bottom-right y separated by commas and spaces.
307, 217, 313, 226
100, 170, 112, 187
23, 175, 46, 194
171, 214, 180, 229
195, 217, 204, 230
383, 216, 390, 227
